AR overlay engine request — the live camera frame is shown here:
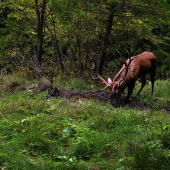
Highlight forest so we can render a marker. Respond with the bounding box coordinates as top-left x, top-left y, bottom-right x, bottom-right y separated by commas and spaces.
1, 0, 170, 78
1, 0, 170, 169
